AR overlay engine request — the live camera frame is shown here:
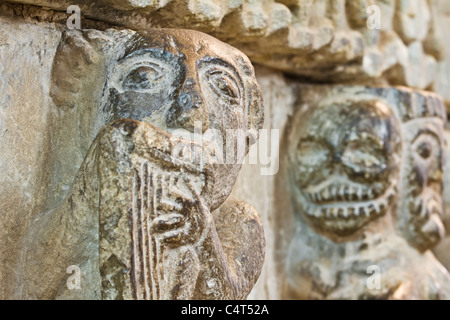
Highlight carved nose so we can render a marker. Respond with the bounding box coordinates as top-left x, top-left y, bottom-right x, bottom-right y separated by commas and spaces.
177, 90, 202, 112
167, 78, 209, 133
